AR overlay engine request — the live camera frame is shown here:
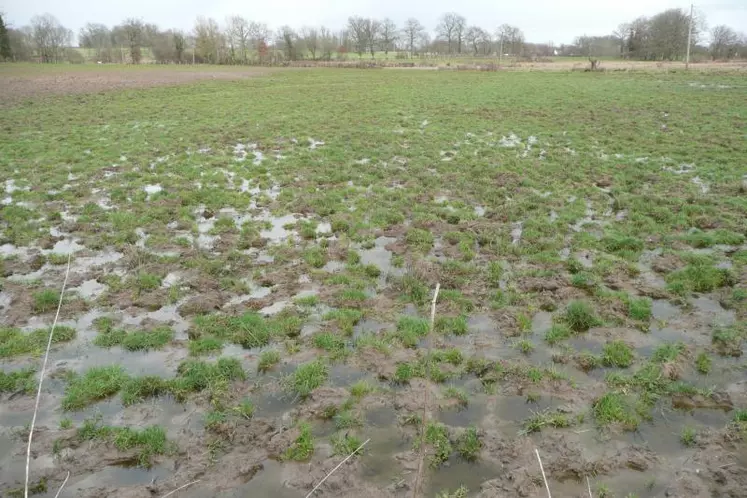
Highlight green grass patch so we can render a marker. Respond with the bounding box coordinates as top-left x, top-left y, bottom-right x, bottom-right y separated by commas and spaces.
258, 349, 281, 372
94, 326, 172, 351
0, 326, 76, 358
62, 365, 128, 411
0, 368, 36, 393
563, 300, 601, 332
602, 341, 634, 368
32, 289, 60, 313
455, 426, 481, 461
283, 422, 314, 461
284, 360, 328, 398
